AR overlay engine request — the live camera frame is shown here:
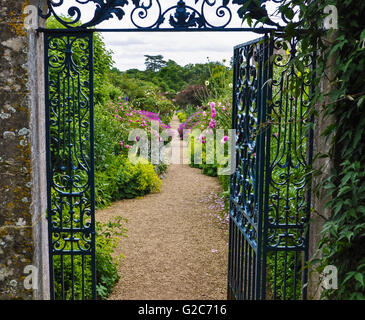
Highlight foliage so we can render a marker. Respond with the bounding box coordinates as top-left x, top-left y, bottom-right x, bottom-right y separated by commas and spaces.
184, 101, 232, 212
95, 154, 161, 206
266, 251, 302, 300
94, 97, 170, 208
95, 216, 128, 299
204, 63, 233, 100
144, 54, 167, 72
133, 89, 176, 124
